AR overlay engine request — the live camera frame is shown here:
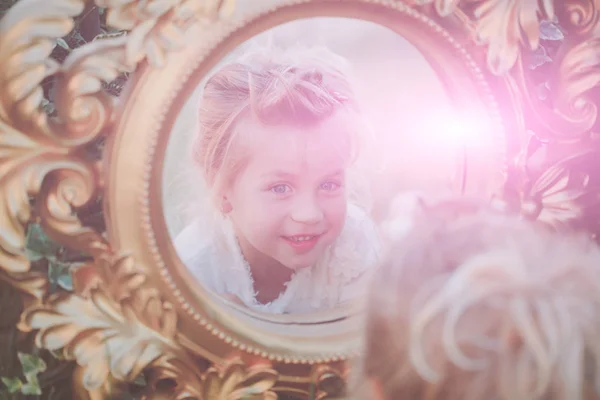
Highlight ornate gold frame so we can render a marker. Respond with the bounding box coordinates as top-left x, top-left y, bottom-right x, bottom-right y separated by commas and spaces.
1, 0, 598, 398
